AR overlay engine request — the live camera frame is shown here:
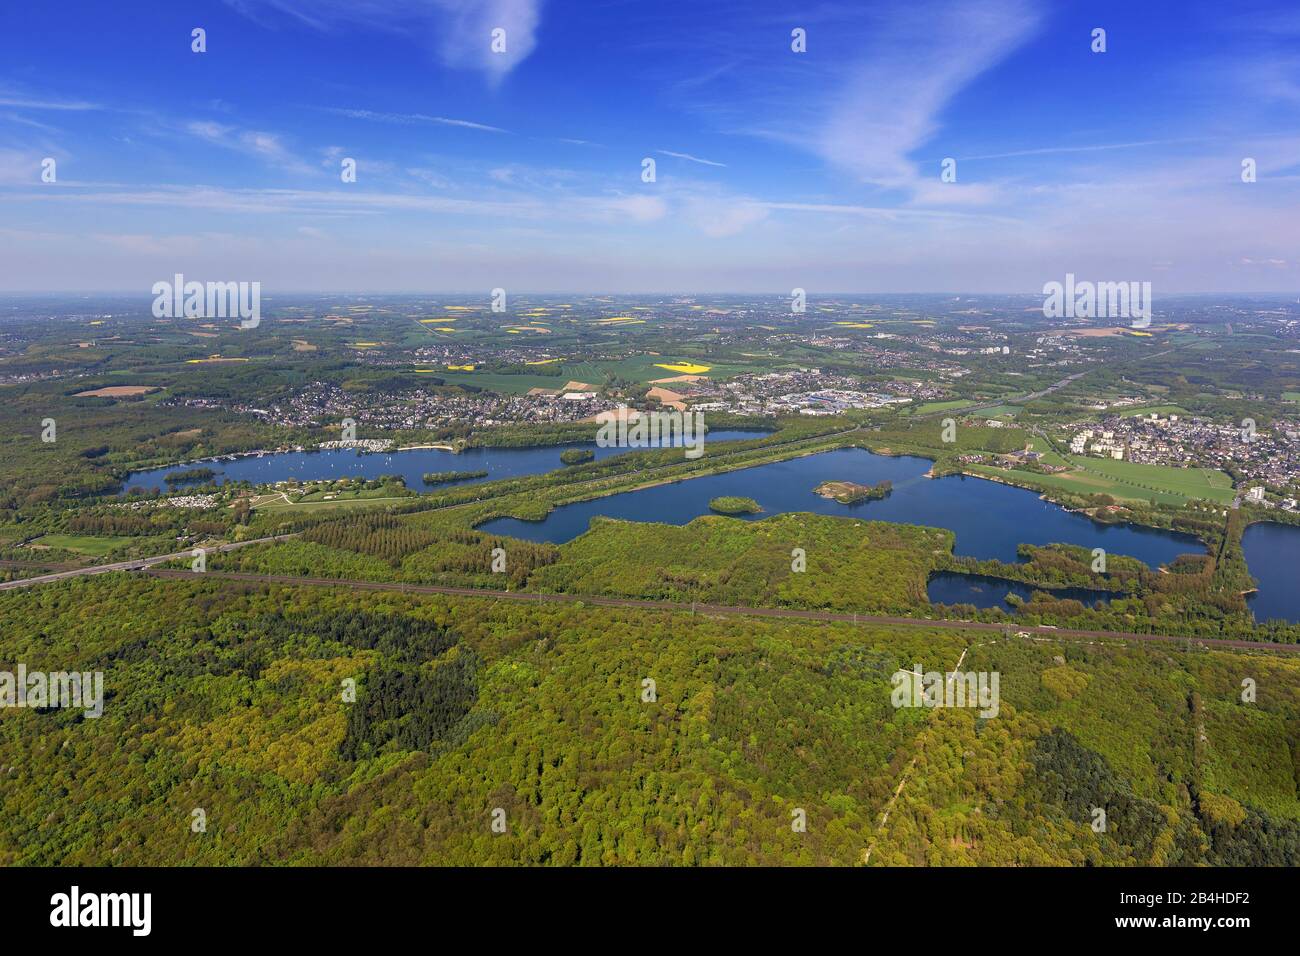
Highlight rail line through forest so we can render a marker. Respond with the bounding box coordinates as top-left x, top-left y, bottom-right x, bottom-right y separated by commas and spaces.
137, 568, 1300, 655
